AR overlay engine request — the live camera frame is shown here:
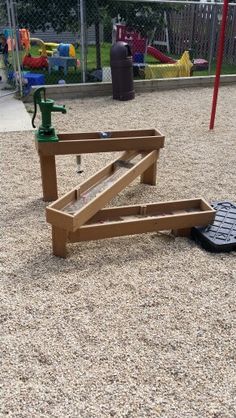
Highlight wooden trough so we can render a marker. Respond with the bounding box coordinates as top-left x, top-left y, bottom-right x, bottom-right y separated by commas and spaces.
36, 128, 164, 201
47, 197, 215, 258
